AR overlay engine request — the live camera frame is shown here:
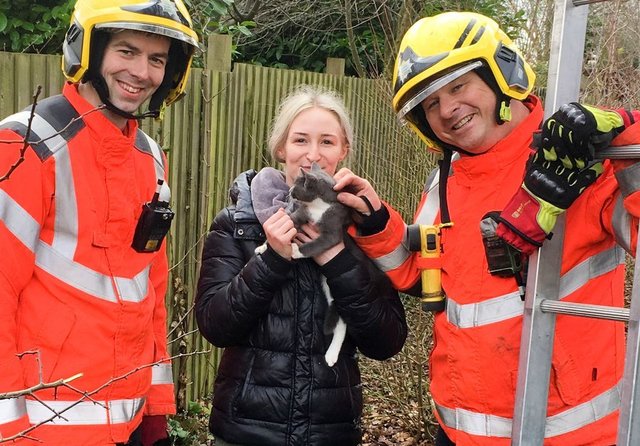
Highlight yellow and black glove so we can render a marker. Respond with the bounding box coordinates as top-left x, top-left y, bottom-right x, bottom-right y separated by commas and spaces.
495, 152, 603, 254
494, 102, 624, 254
539, 102, 625, 166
